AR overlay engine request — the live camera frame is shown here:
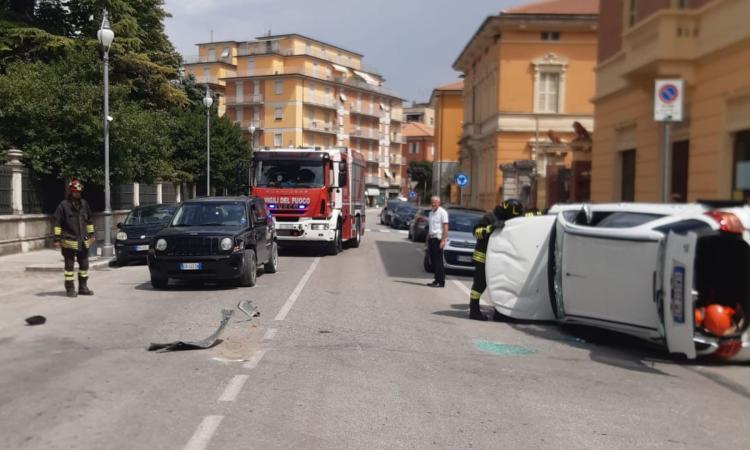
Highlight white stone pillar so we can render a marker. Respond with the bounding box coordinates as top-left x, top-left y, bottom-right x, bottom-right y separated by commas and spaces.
156, 182, 163, 204
132, 182, 140, 207
175, 184, 182, 203
191, 183, 197, 199
6, 149, 24, 215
